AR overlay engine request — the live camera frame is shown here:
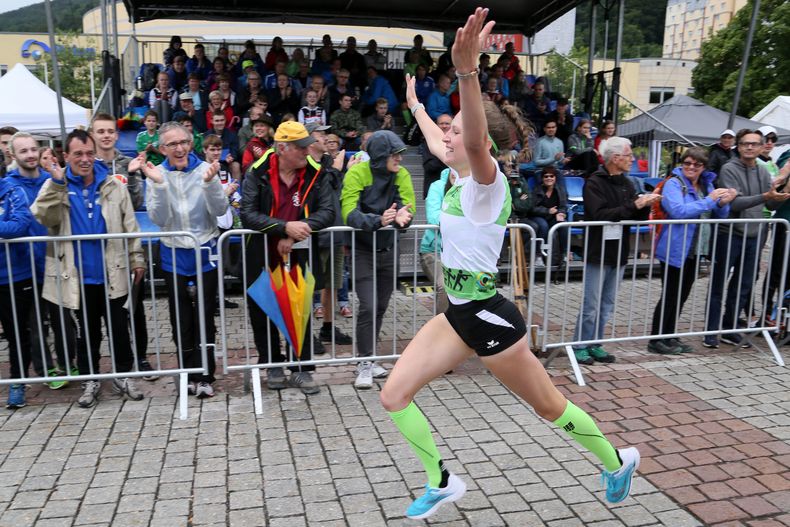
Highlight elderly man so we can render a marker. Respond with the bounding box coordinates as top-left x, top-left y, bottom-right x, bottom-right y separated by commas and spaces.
240, 121, 335, 395
707, 129, 736, 176
142, 122, 226, 398
31, 129, 146, 408
572, 137, 662, 365
173, 92, 208, 133
704, 128, 790, 348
